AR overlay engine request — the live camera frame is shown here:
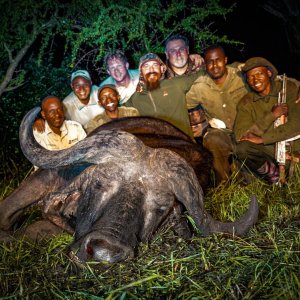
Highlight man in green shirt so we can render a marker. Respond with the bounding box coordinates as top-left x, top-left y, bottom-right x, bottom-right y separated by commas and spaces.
126, 53, 200, 137
186, 45, 248, 183
234, 57, 300, 184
